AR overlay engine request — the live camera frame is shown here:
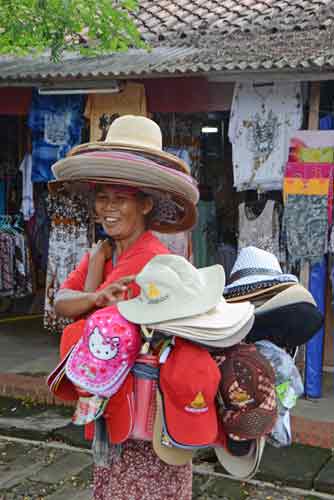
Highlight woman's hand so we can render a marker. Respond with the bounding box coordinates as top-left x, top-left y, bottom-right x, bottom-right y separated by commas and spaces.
89, 239, 113, 263
93, 275, 135, 307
